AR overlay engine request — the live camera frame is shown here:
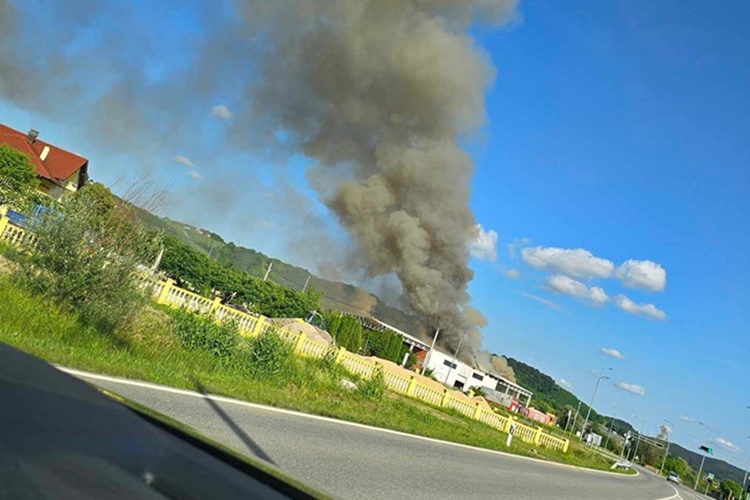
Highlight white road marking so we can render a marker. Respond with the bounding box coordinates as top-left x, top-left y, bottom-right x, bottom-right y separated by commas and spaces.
656, 483, 682, 500
60, 366, 646, 479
